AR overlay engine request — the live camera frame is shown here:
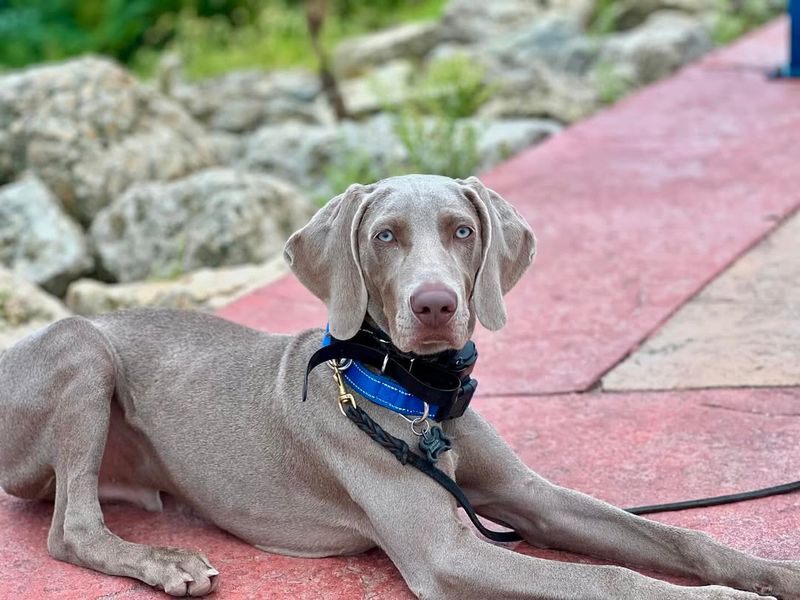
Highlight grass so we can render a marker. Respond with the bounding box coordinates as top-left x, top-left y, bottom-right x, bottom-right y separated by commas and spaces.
133, 0, 447, 80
